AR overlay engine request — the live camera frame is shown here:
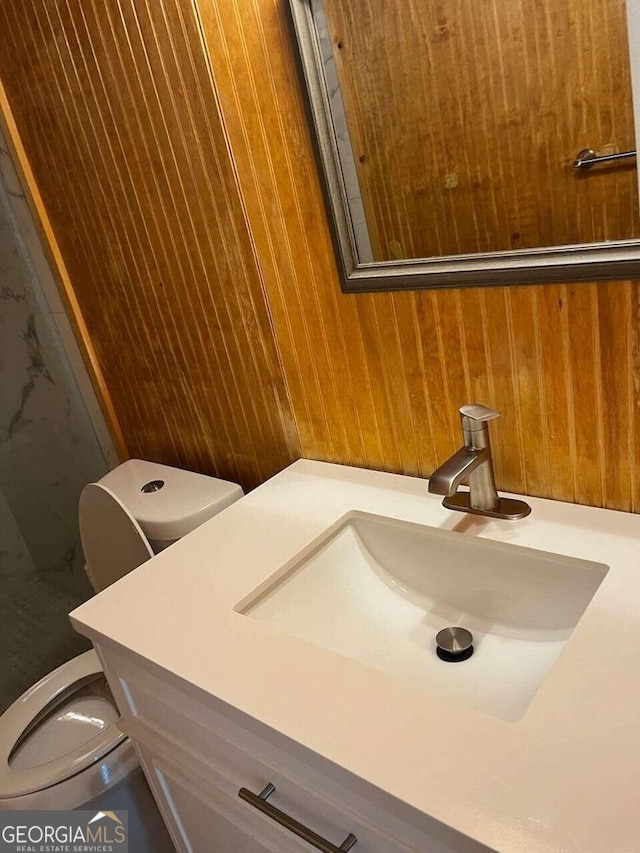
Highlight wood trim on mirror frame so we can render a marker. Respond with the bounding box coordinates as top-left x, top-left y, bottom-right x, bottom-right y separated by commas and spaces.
287, 0, 640, 293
